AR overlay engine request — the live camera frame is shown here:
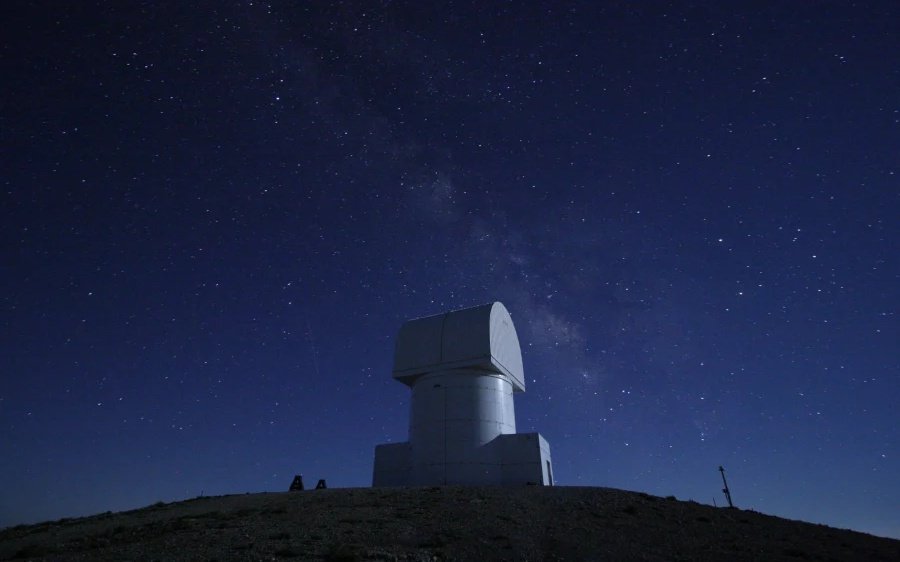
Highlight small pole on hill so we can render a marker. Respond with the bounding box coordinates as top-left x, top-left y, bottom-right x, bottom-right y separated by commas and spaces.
718, 465, 734, 508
